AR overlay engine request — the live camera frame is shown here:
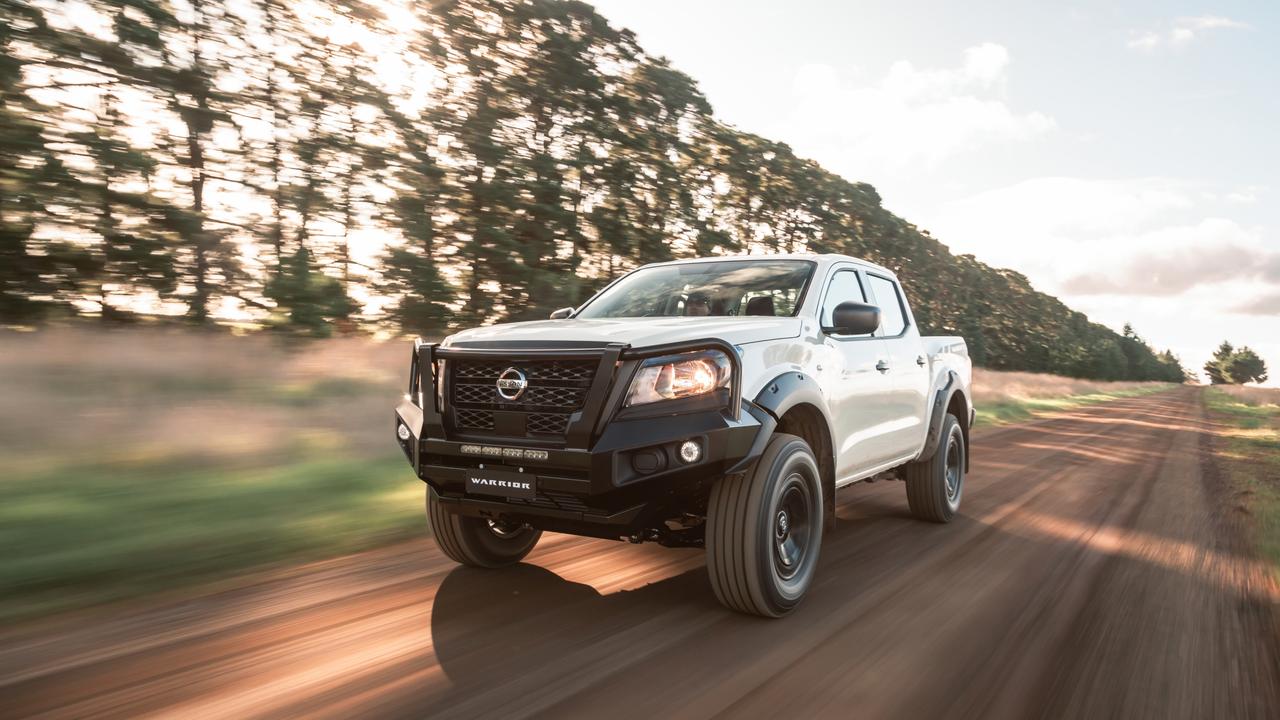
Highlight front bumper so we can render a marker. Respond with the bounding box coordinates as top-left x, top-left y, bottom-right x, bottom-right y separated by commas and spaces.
393, 340, 772, 536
